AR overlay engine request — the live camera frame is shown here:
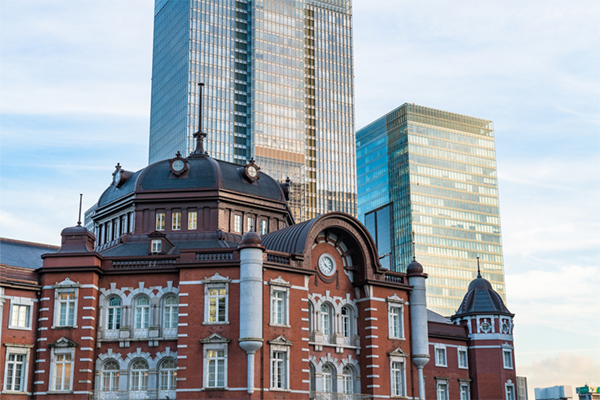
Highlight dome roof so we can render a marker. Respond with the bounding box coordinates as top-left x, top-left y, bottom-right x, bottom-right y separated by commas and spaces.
454, 272, 512, 317
97, 155, 287, 208
406, 258, 424, 276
